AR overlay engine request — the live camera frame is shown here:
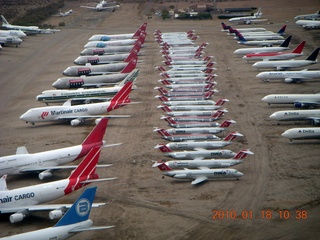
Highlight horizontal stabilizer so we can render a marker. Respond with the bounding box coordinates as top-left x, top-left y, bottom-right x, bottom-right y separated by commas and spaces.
16, 146, 28, 155
69, 226, 115, 233
80, 177, 118, 184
